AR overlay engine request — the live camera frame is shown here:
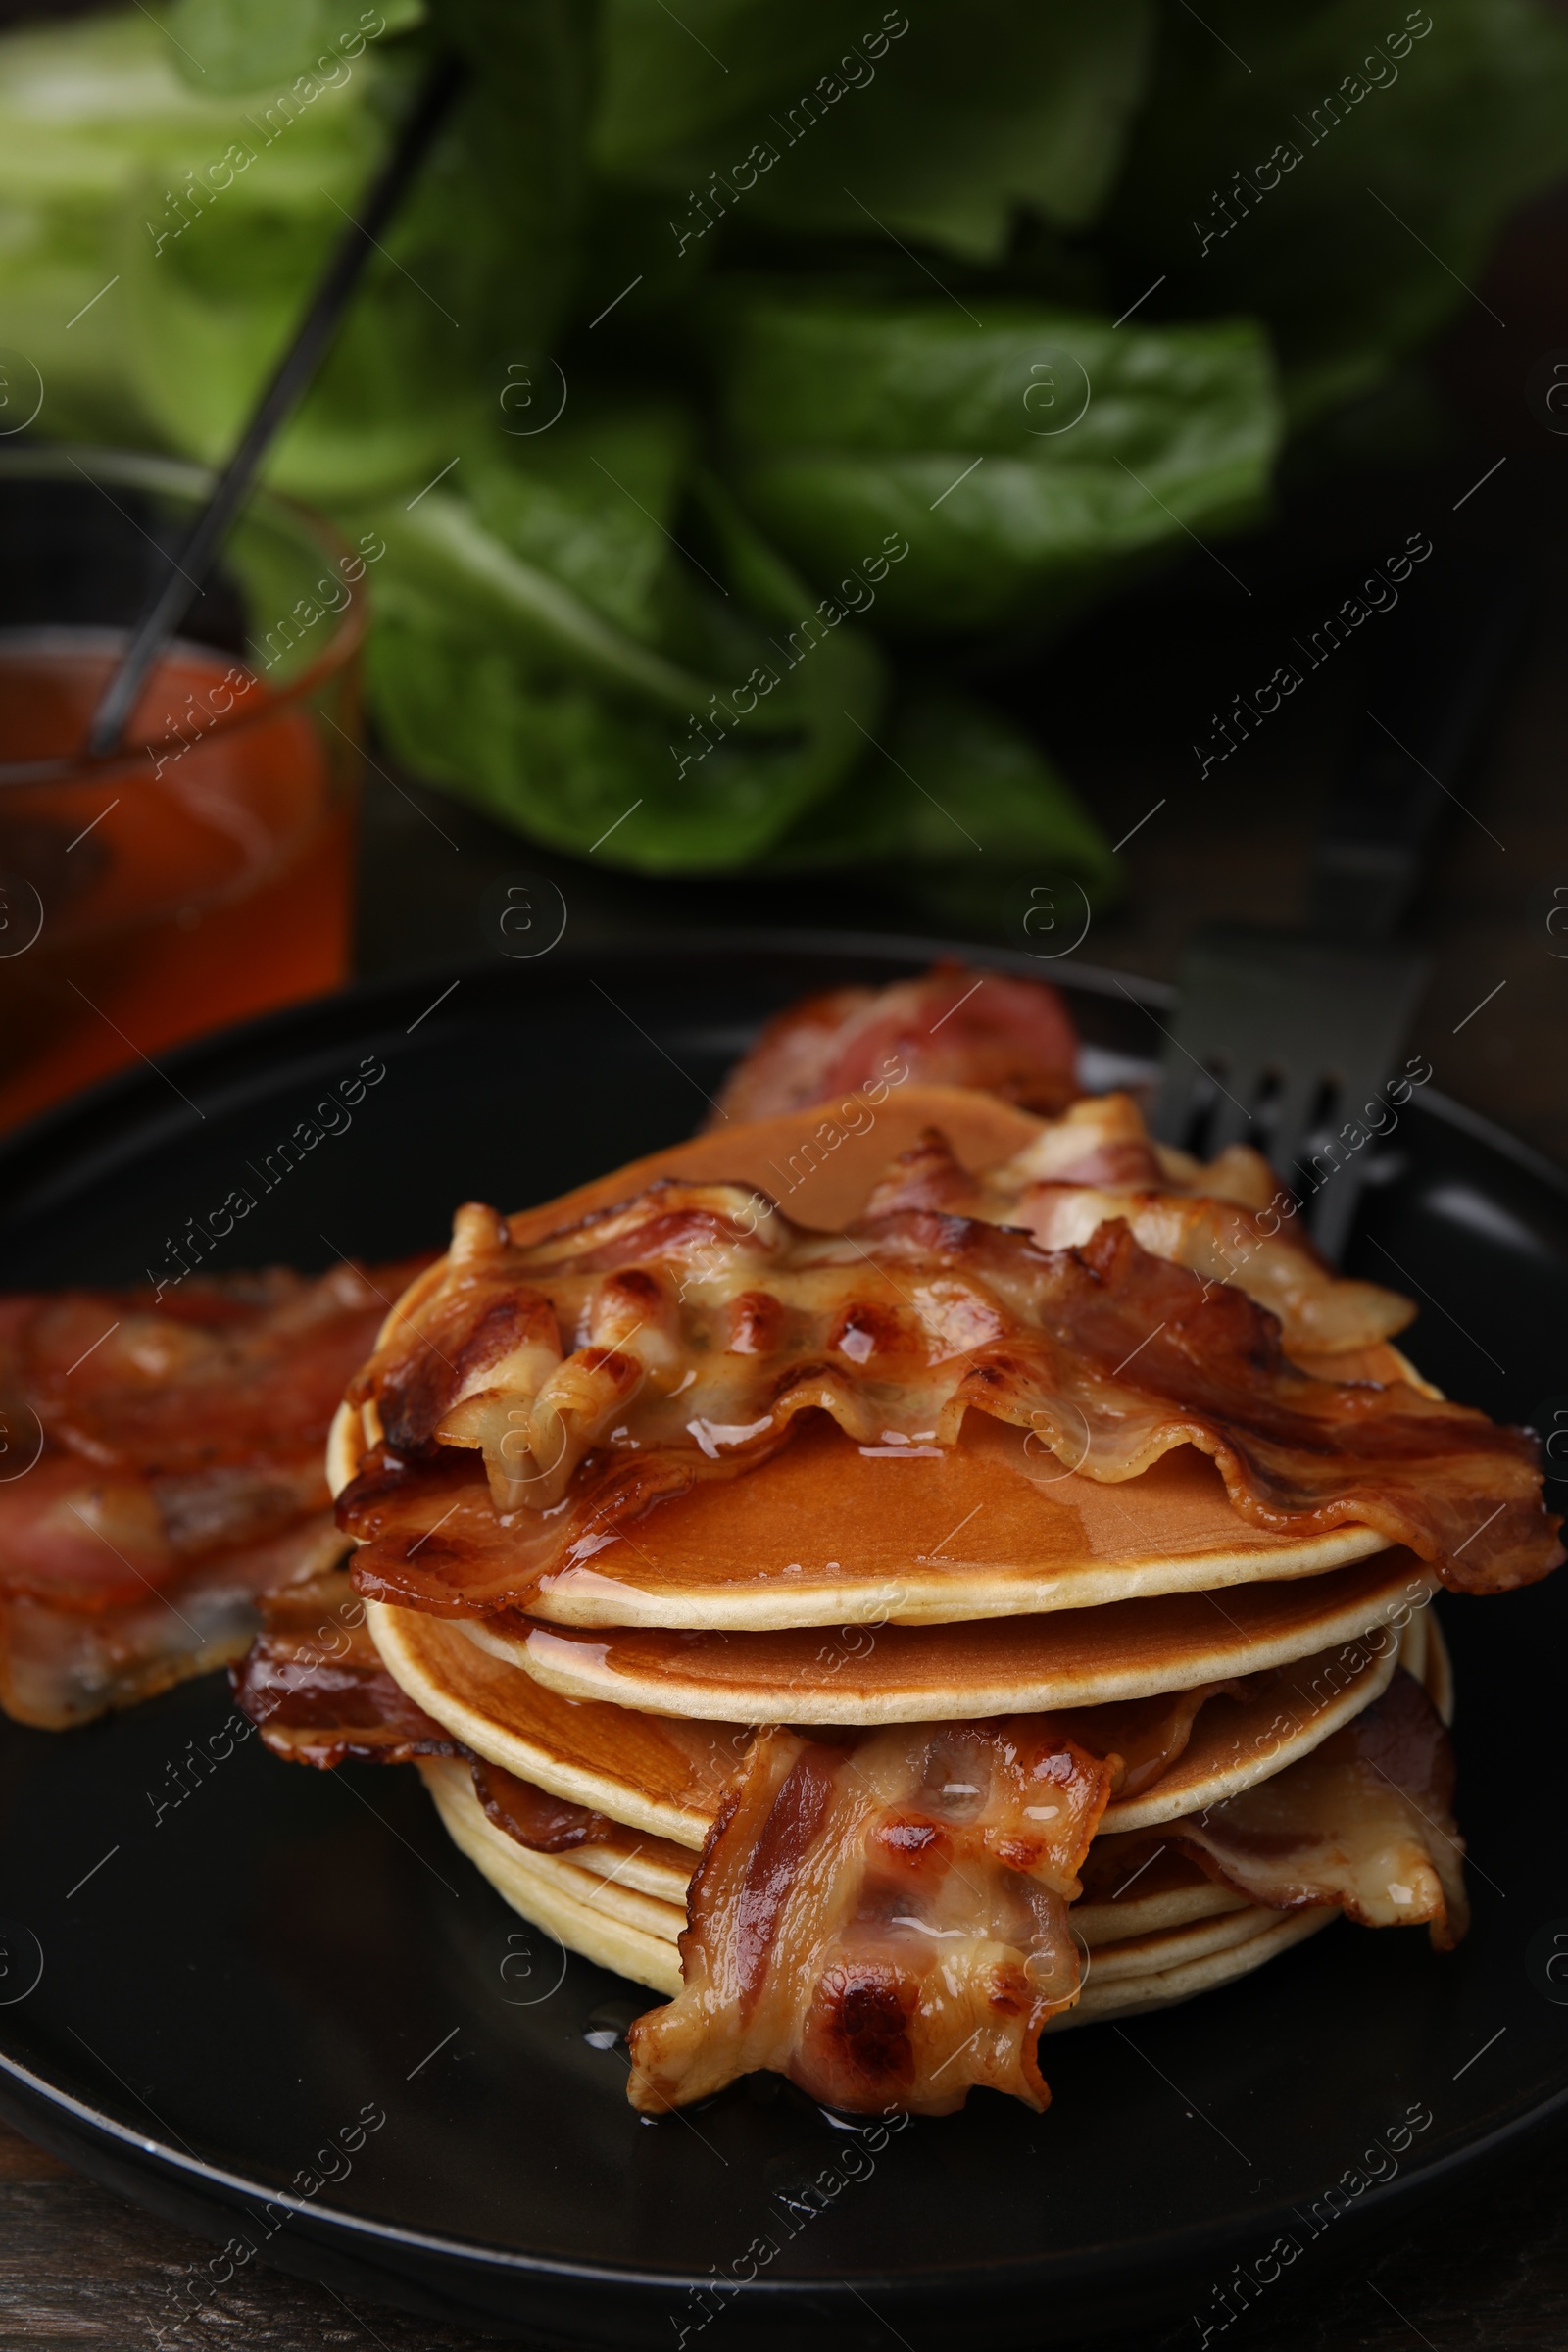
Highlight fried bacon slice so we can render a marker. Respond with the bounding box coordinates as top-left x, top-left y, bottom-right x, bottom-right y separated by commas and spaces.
631, 1671, 1465, 2116
707, 961, 1080, 1126
864, 1119, 1412, 1357
231, 1568, 458, 1767
1058, 1679, 1250, 1802
1083, 1669, 1467, 1950
626, 1717, 1110, 2115
341, 1187, 1557, 1611
0, 1512, 348, 1732
0, 1257, 430, 1728
230, 1572, 617, 1855
469, 1758, 613, 1852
